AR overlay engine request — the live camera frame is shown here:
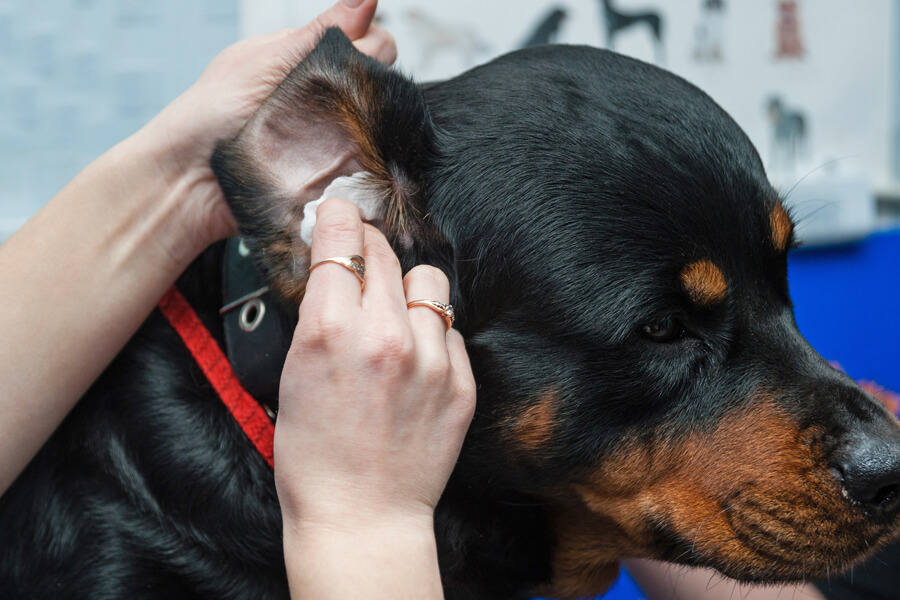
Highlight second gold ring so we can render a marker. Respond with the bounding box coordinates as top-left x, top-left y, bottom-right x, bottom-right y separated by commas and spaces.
406, 299, 456, 331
